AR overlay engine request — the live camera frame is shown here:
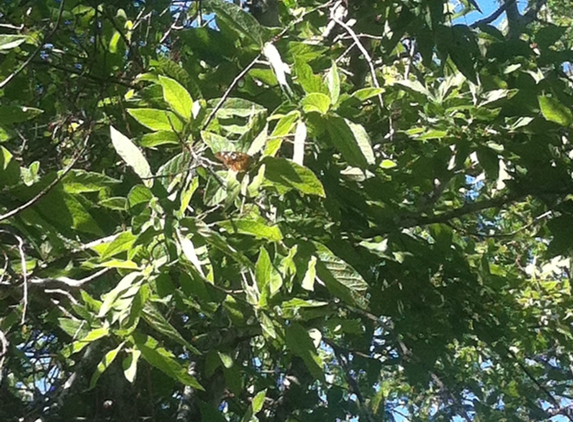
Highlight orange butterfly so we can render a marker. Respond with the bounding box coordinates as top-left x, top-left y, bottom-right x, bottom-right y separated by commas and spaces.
215, 151, 252, 172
